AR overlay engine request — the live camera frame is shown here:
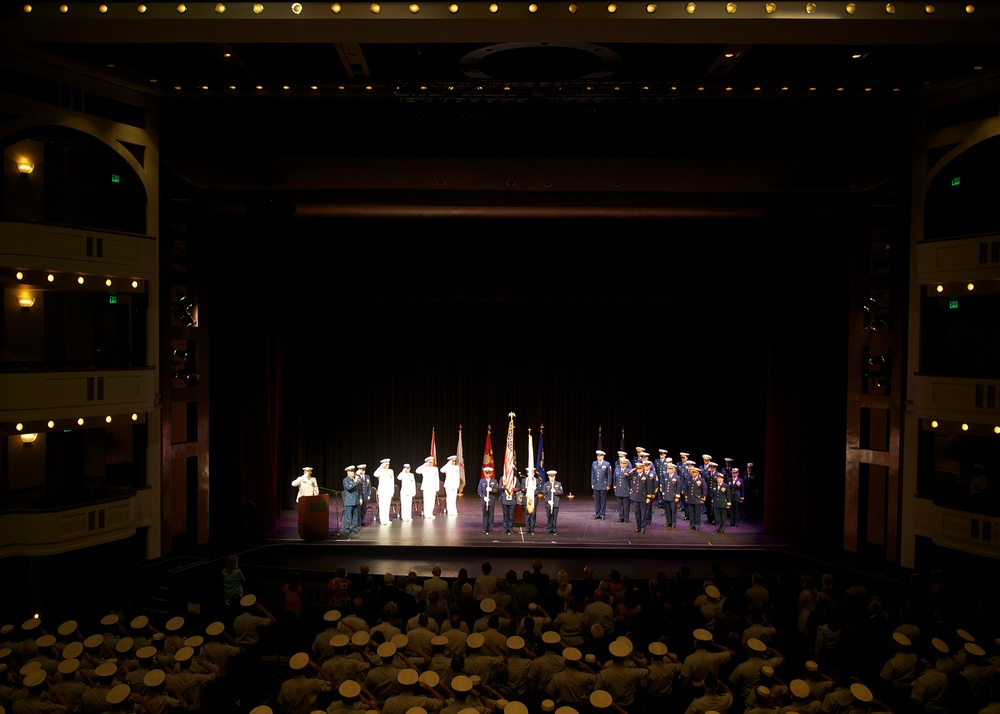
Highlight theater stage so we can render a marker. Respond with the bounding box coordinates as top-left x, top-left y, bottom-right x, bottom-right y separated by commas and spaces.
241, 496, 819, 585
